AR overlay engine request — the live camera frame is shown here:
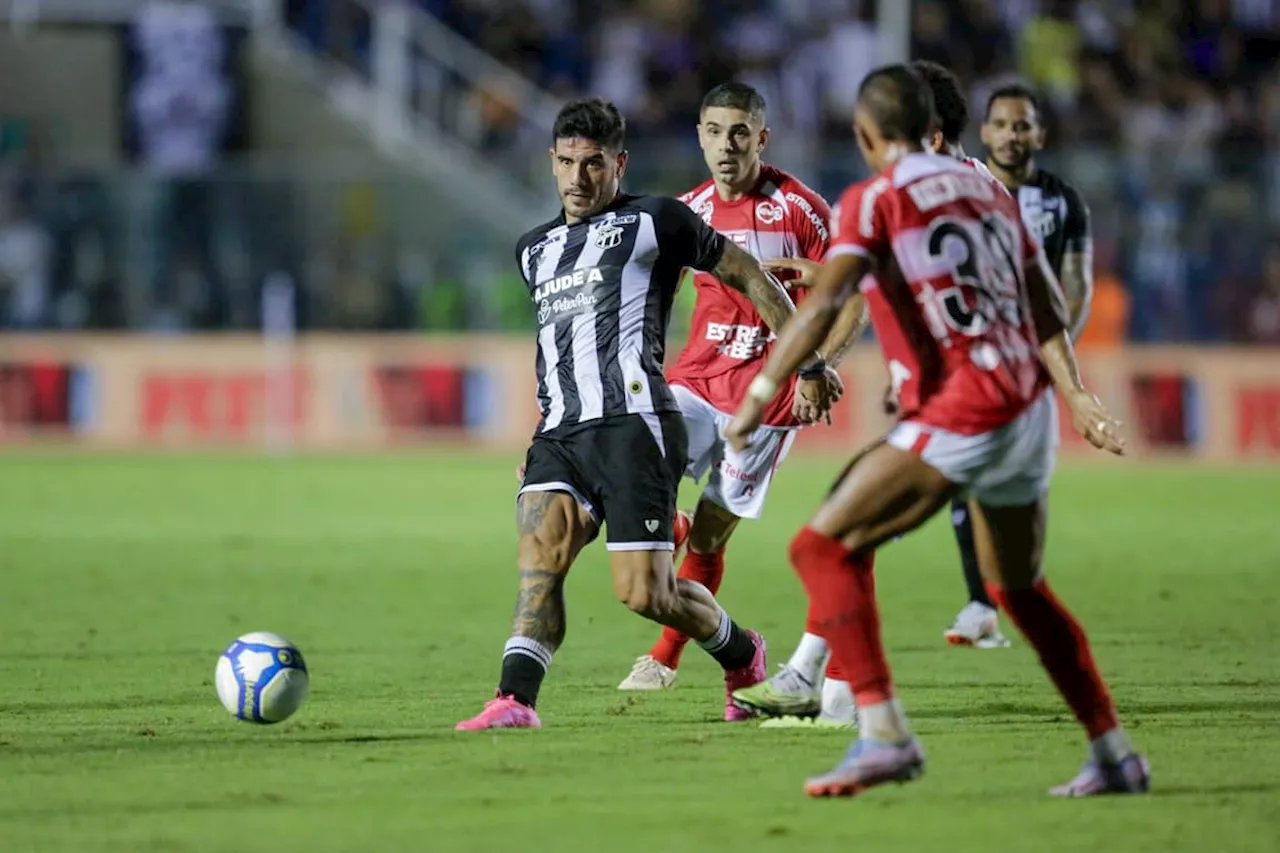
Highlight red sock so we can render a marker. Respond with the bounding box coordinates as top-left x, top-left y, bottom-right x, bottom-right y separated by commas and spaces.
825, 657, 845, 681
649, 551, 726, 669
789, 526, 890, 707
986, 581, 1119, 738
